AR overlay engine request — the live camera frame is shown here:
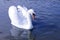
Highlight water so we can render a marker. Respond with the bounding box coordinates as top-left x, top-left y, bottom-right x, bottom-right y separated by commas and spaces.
0, 0, 60, 40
